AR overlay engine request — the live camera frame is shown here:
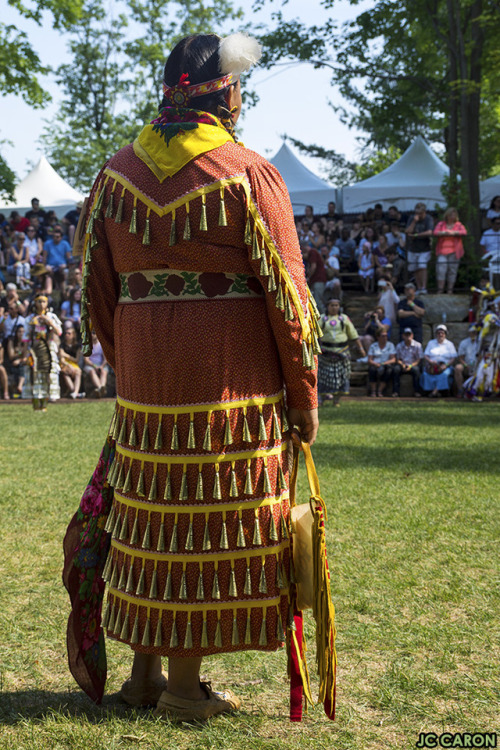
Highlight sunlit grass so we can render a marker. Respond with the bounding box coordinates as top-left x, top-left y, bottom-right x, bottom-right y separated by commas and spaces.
0, 400, 498, 749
